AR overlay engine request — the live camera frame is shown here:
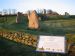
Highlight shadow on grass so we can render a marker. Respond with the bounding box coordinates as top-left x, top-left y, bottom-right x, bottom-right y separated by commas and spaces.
0, 37, 37, 56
